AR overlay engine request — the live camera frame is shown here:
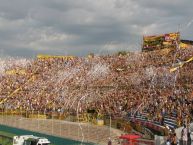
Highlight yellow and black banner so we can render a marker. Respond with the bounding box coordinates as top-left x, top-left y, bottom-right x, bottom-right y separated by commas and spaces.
37, 54, 74, 60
